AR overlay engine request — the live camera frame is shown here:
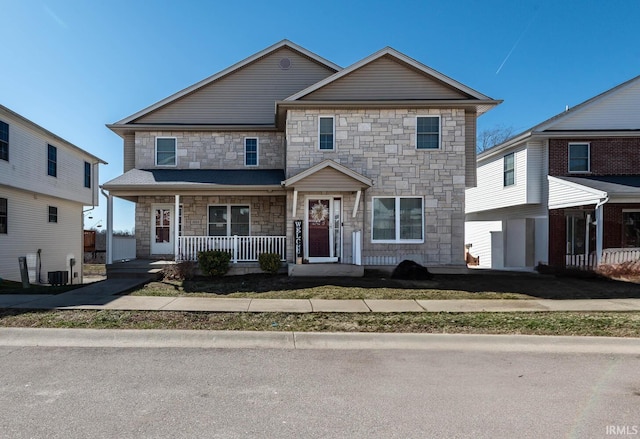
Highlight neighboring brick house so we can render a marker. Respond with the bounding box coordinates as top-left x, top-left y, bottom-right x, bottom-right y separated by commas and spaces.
465, 75, 640, 270
0, 104, 105, 283
103, 40, 499, 274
